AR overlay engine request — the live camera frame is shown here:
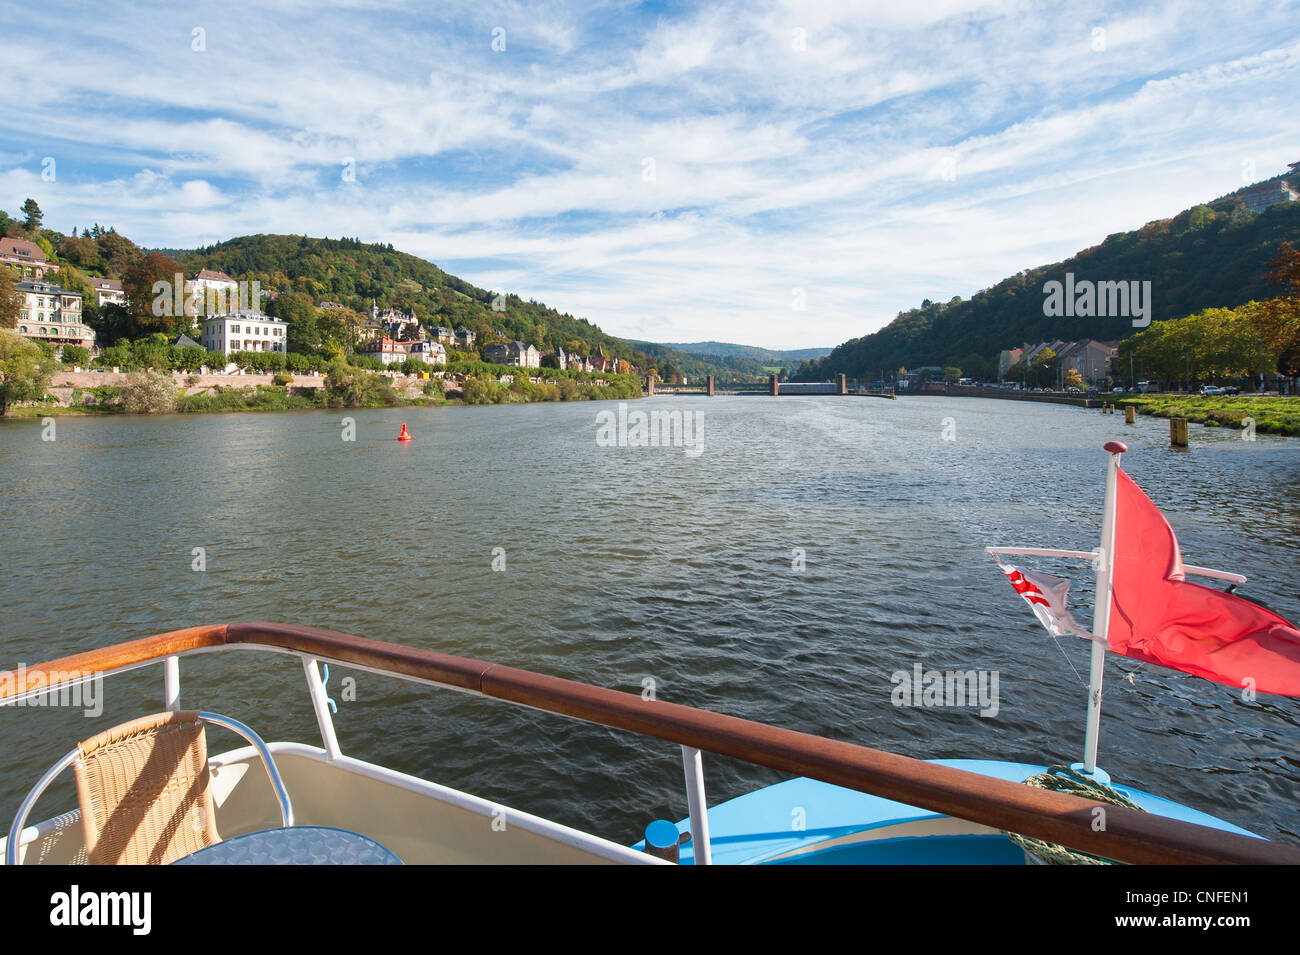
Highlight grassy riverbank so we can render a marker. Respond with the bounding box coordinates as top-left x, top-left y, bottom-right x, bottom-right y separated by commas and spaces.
8, 374, 644, 417
1117, 395, 1300, 436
